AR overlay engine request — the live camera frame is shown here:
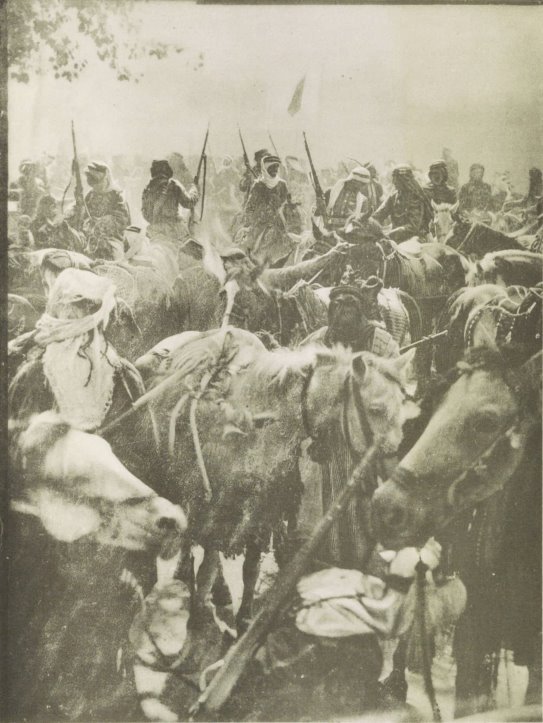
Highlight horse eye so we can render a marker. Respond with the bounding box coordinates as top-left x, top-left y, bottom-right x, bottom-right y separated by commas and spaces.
467, 411, 500, 435
369, 404, 386, 415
